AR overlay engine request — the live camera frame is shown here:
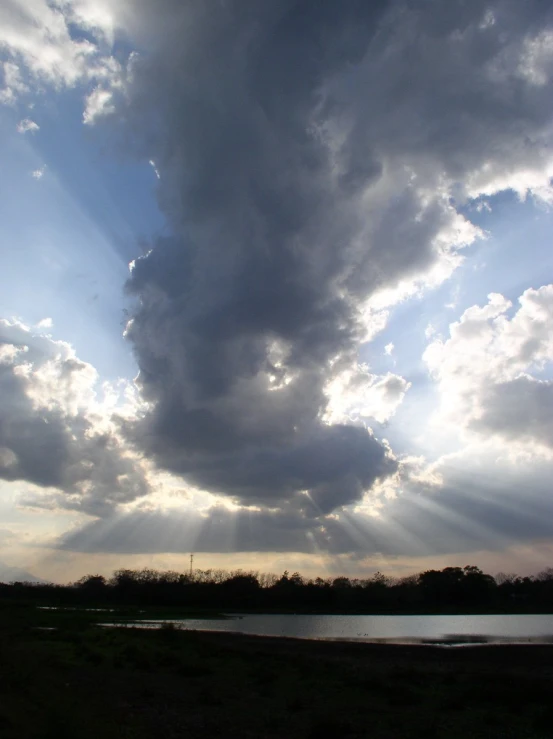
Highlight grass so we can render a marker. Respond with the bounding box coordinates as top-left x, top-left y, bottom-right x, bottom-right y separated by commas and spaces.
0, 603, 552, 737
